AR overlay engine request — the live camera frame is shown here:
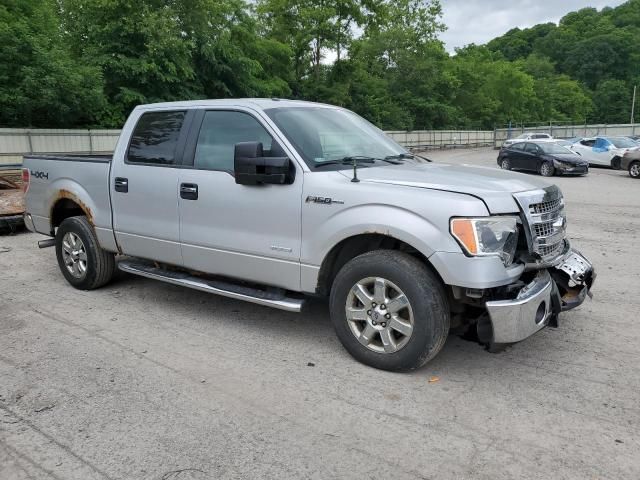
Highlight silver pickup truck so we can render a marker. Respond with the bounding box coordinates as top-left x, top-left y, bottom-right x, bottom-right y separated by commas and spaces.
22, 99, 595, 371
